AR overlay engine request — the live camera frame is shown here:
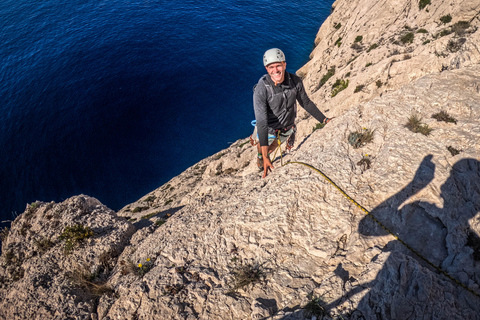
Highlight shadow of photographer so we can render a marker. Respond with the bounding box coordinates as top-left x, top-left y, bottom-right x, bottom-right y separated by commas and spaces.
351, 155, 480, 319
